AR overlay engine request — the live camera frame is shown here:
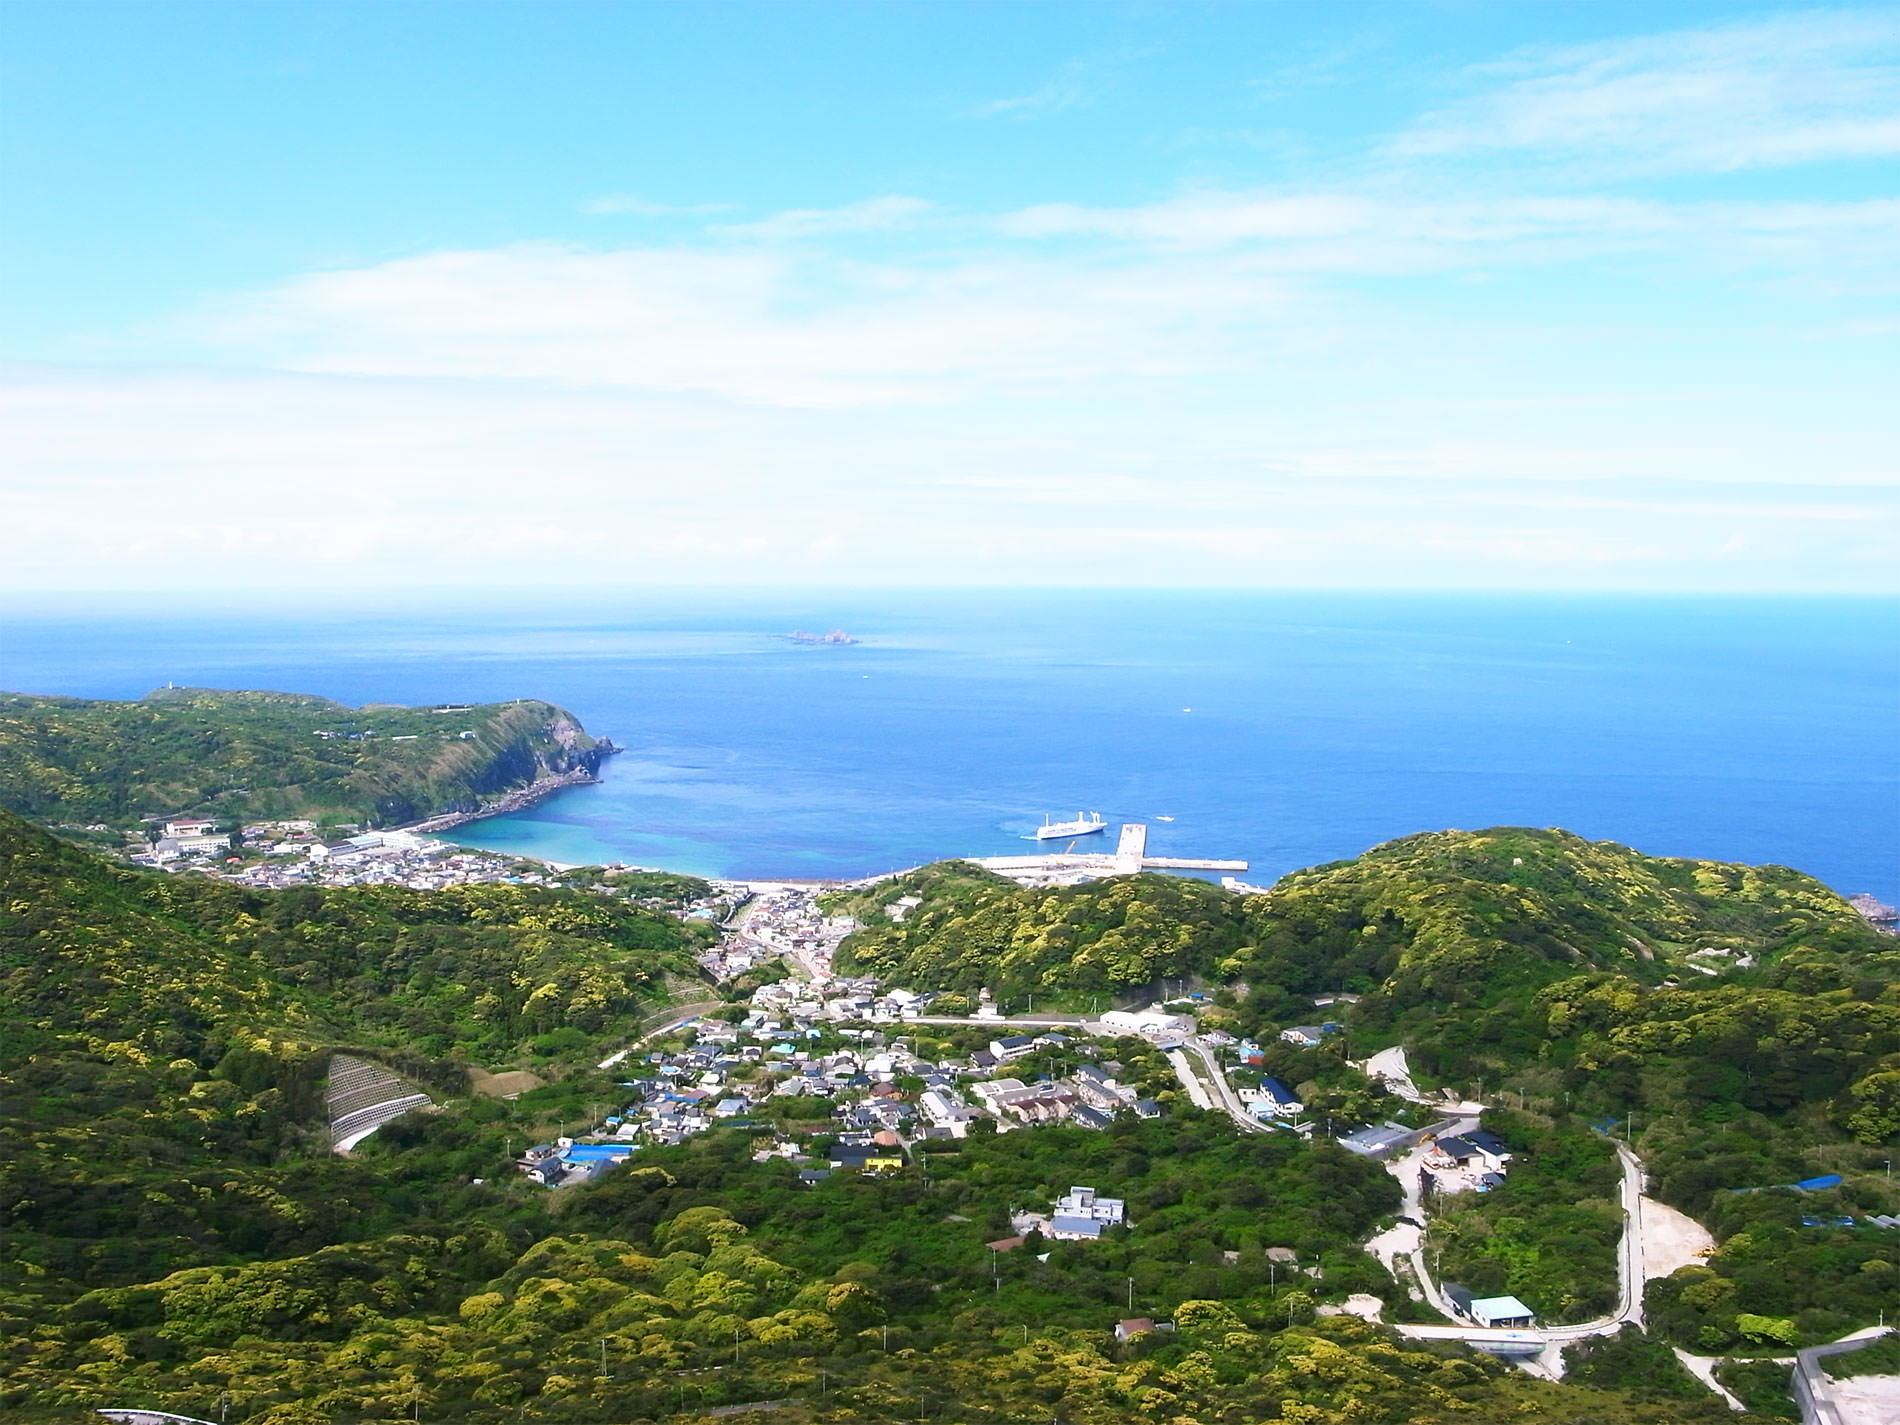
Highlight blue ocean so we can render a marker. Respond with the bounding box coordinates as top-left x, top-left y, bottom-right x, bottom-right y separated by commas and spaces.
2, 591, 1895, 902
